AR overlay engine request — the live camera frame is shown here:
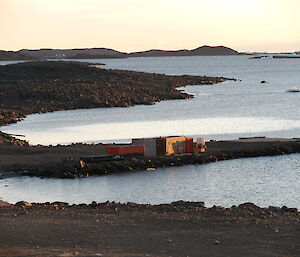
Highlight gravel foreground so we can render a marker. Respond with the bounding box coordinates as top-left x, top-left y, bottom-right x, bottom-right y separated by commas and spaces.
0, 201, 299, 257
